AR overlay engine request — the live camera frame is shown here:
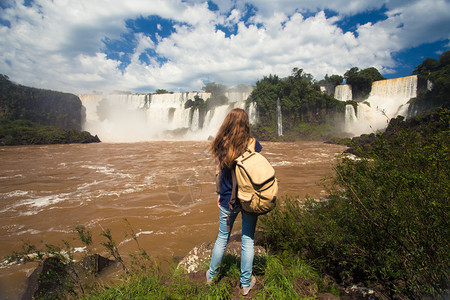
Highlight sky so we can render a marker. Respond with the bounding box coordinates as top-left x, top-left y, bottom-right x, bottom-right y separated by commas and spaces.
0, 0, 449, 94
